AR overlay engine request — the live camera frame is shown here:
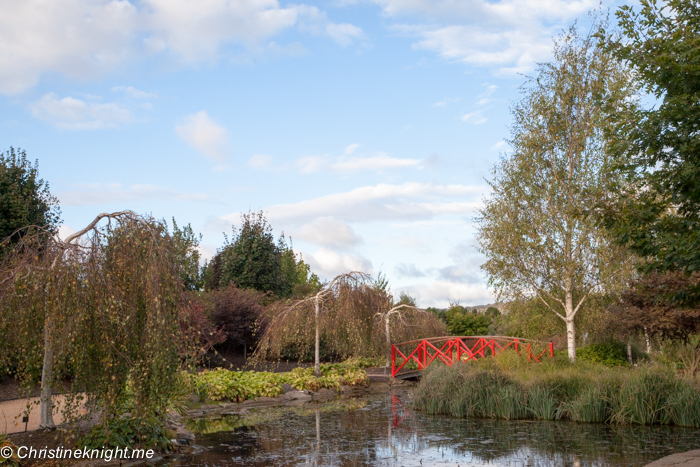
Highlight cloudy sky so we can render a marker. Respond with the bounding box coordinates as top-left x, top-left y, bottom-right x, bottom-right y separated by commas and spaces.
0, 0, 621, 306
